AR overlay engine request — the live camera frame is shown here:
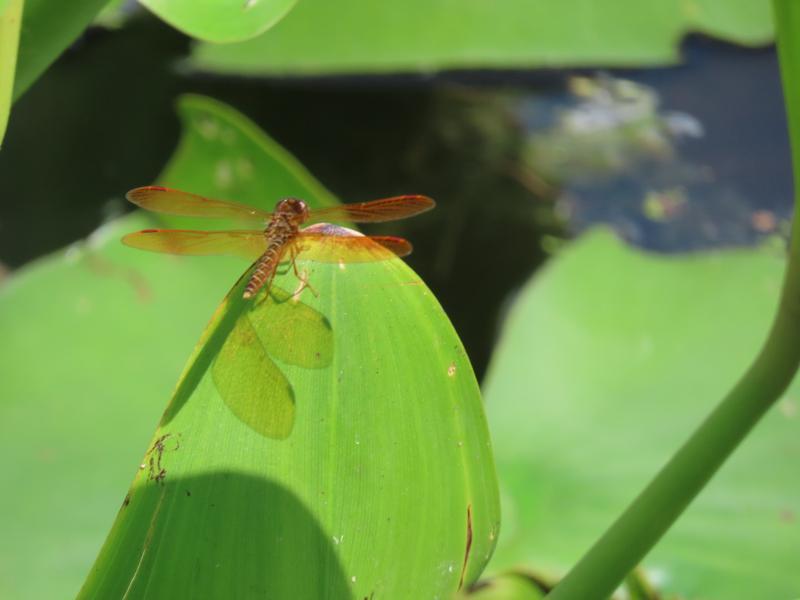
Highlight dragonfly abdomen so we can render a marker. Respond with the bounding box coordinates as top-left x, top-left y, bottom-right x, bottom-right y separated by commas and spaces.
243, 240, 287, 299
